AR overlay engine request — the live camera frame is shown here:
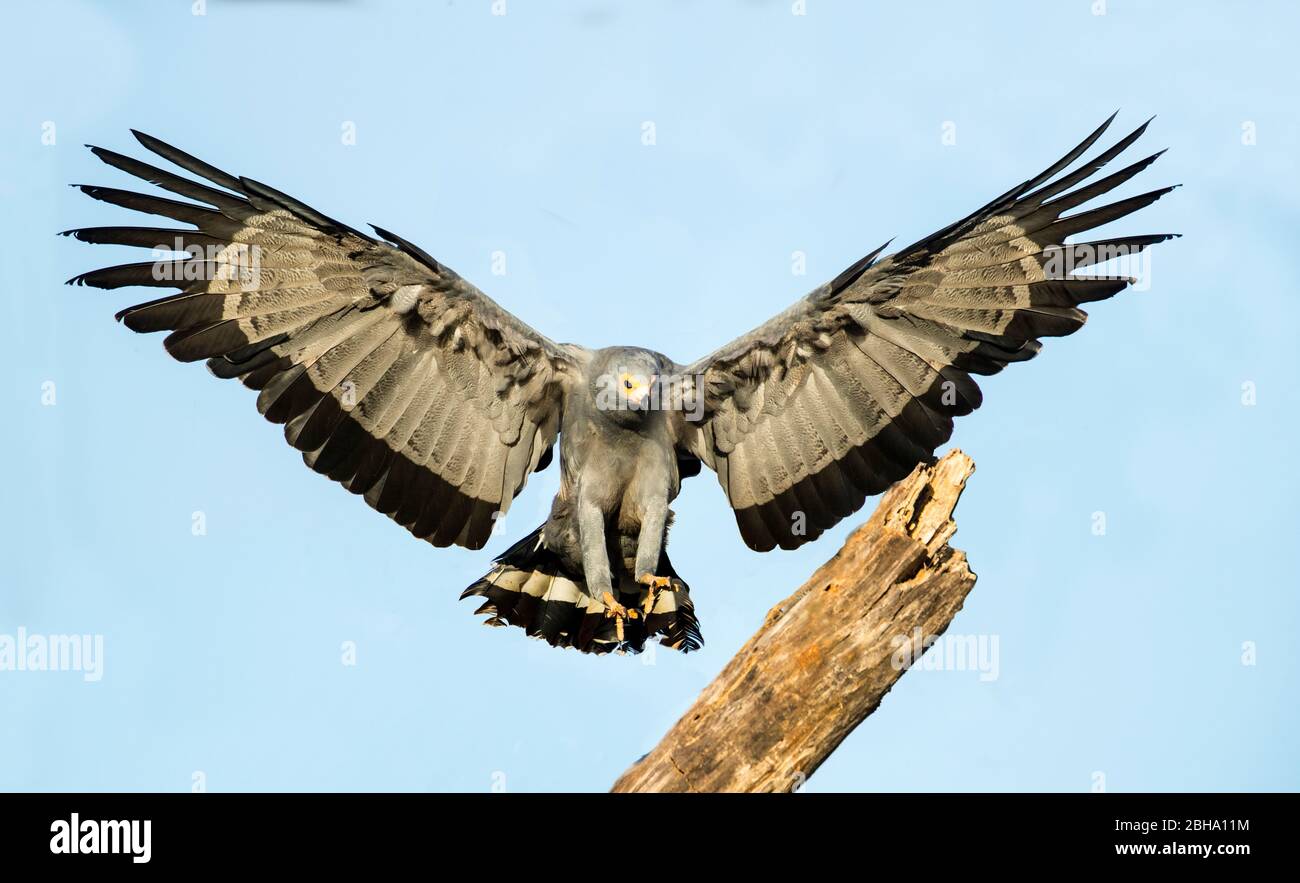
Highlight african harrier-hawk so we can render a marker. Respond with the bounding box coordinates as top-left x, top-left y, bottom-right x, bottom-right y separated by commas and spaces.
67, 114, 1175, 655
